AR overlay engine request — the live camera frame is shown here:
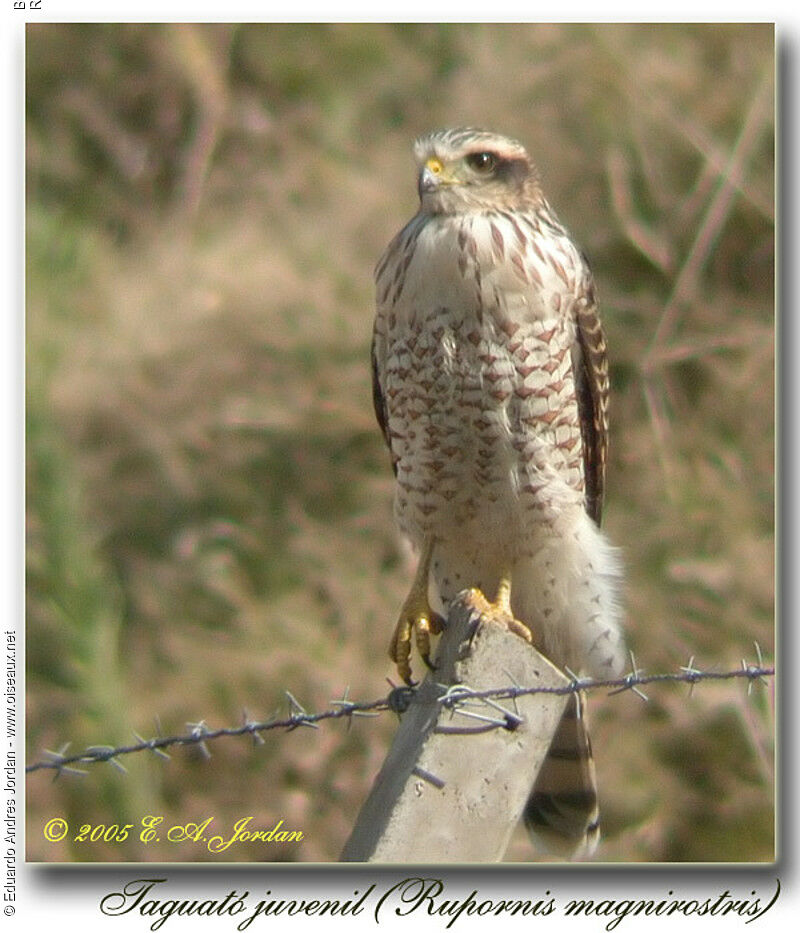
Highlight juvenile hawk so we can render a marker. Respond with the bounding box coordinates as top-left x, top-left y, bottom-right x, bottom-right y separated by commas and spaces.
371, 128, 625, 857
